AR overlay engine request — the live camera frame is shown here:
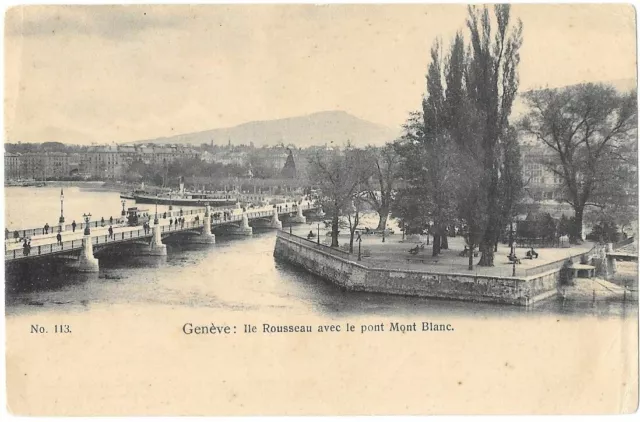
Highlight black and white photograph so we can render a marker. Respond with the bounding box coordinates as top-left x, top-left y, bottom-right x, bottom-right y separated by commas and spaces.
3, 3, 638, 415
